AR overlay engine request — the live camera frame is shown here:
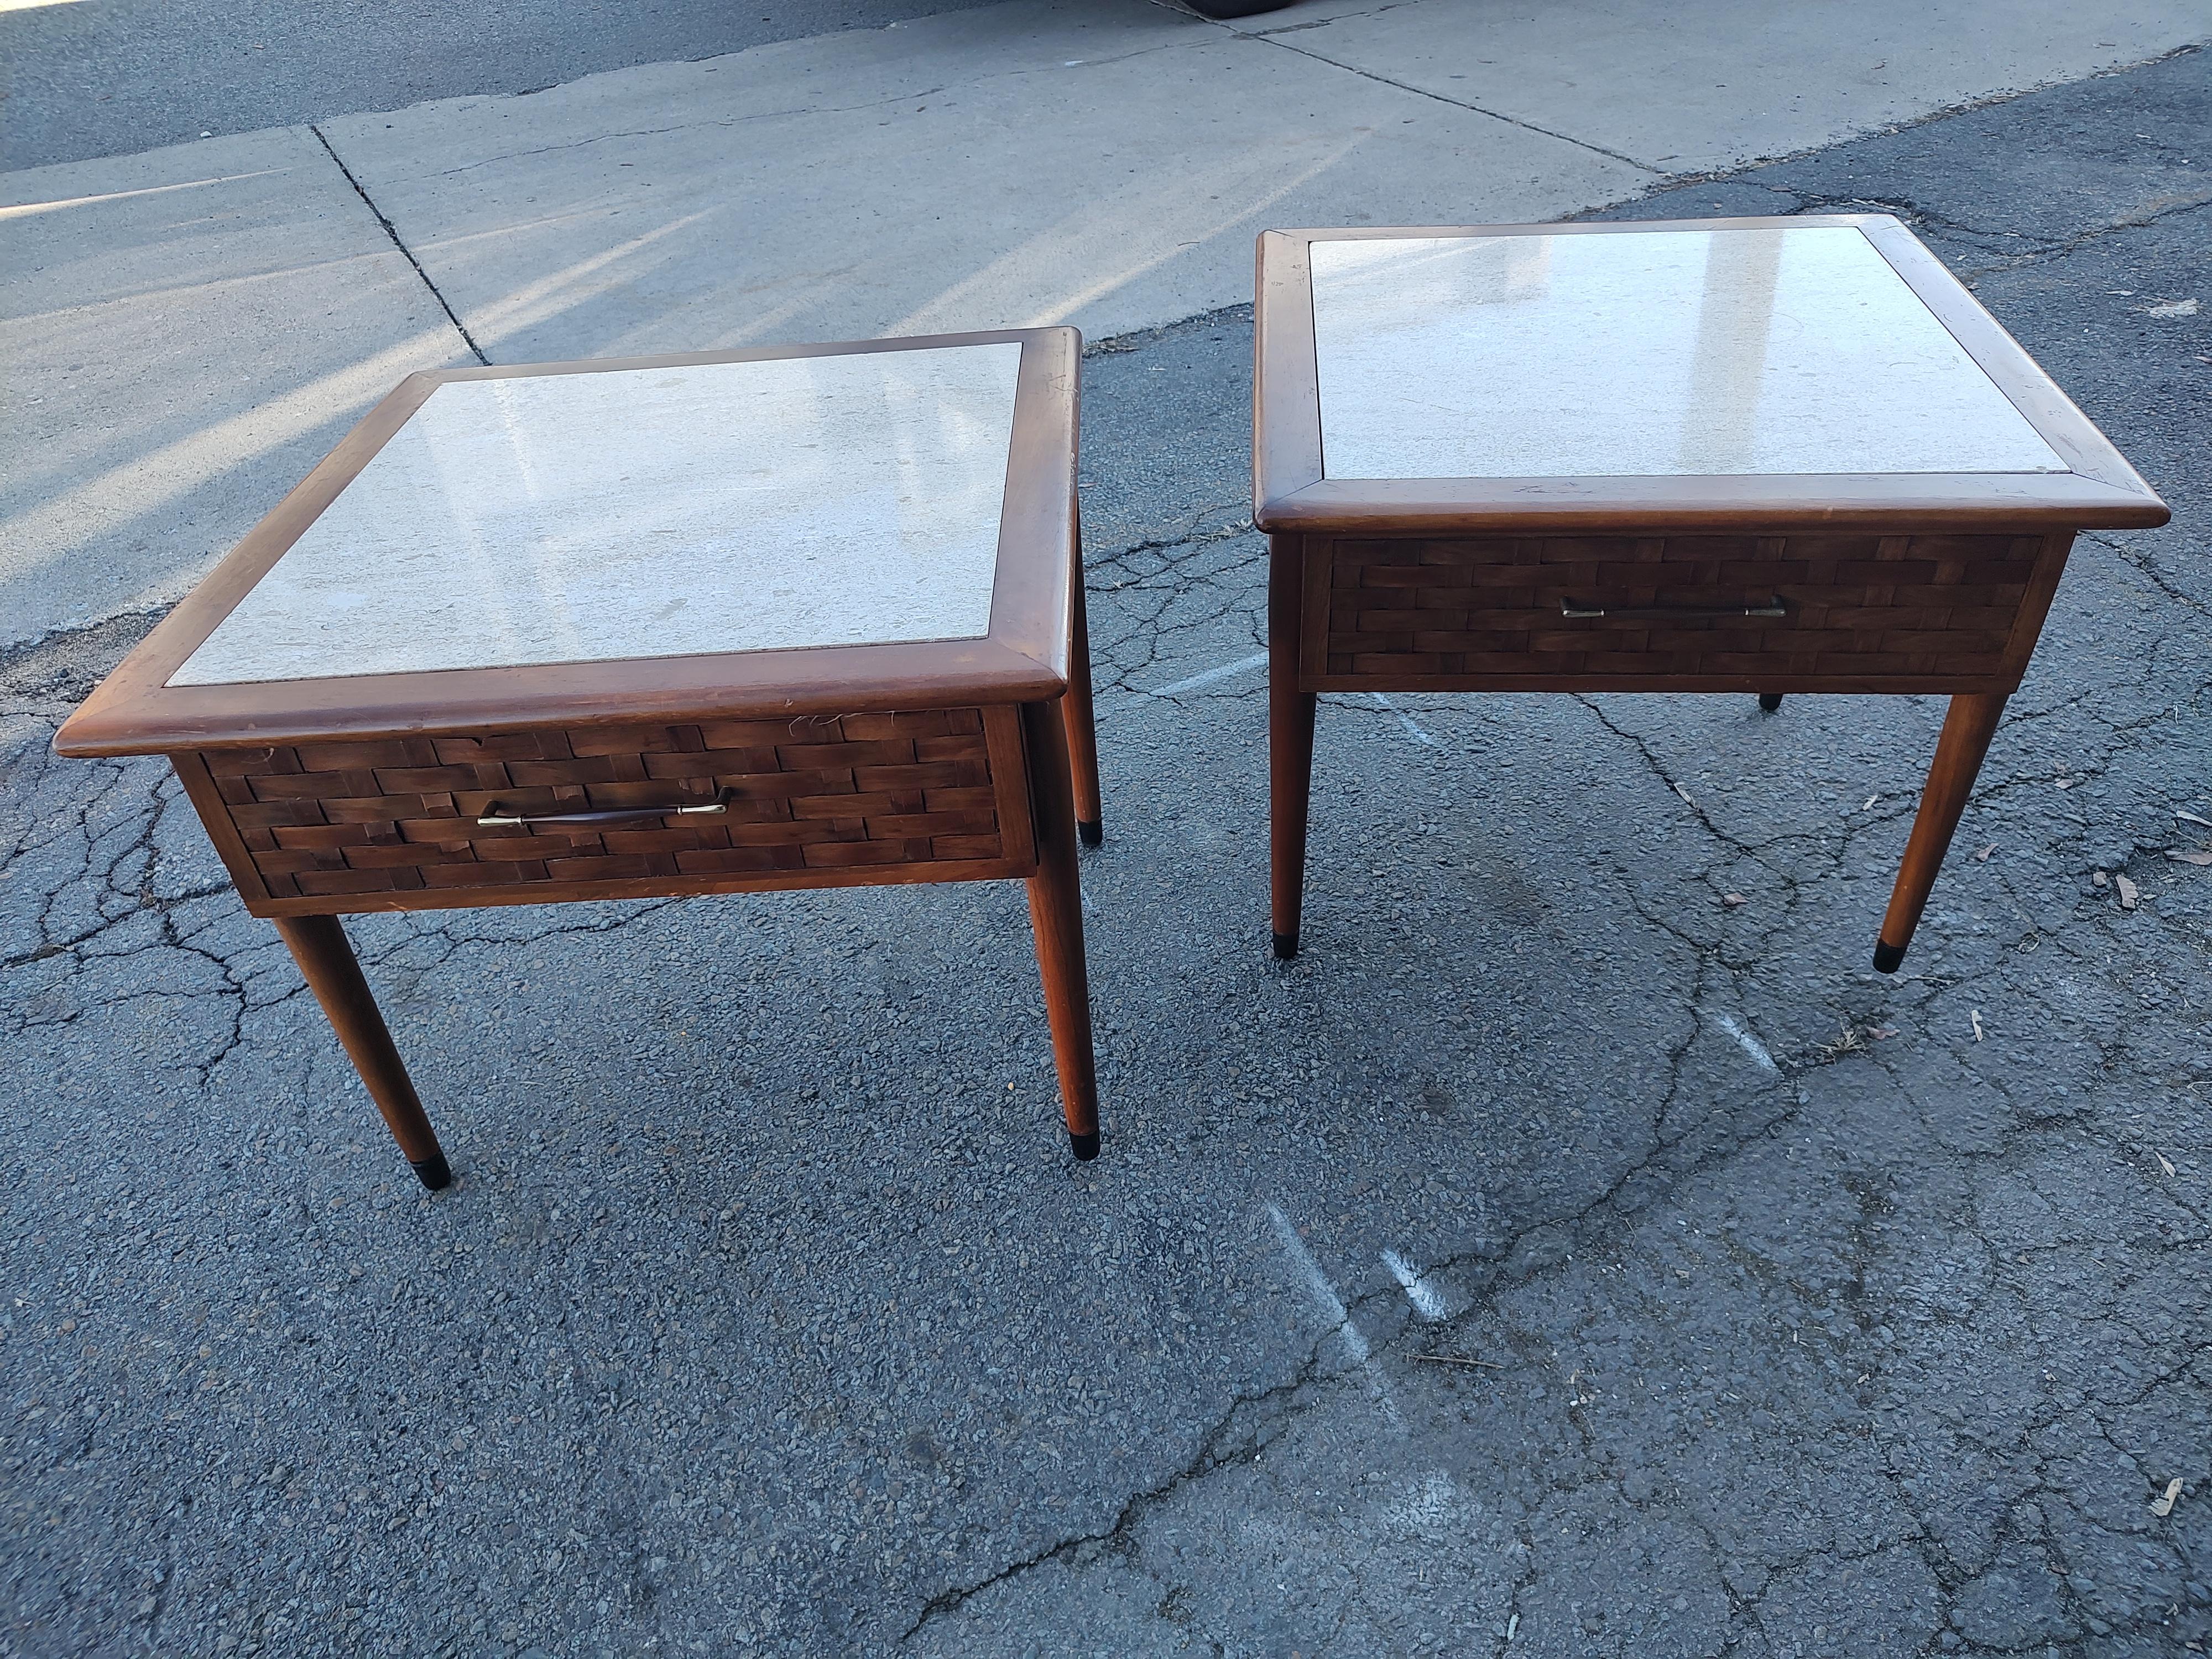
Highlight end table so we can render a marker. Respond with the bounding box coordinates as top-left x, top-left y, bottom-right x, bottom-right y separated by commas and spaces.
56, 330, 1107, 1184
1254, 216, 2168, 969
